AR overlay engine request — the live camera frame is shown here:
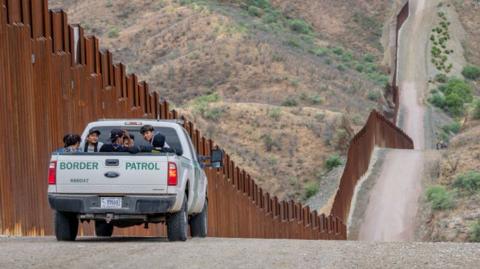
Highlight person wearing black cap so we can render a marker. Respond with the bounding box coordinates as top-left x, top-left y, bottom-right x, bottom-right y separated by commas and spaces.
99, 129, 139, 153
84, 129, 103, 153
